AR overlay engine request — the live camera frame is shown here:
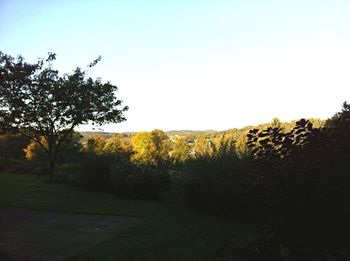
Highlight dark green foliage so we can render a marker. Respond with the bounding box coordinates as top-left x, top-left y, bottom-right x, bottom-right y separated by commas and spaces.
77, 153, 115, 191
0, 133, 32, 173
0, 158, 35, 174
245, 103, 350, 259
0, 134, 30, 160
166, 103, 350, 259
176, 138, 249, 214
110, 160, 171, 200
221, 233, 290, 261
75, 133, 133, 191
75, 142, 171, 199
